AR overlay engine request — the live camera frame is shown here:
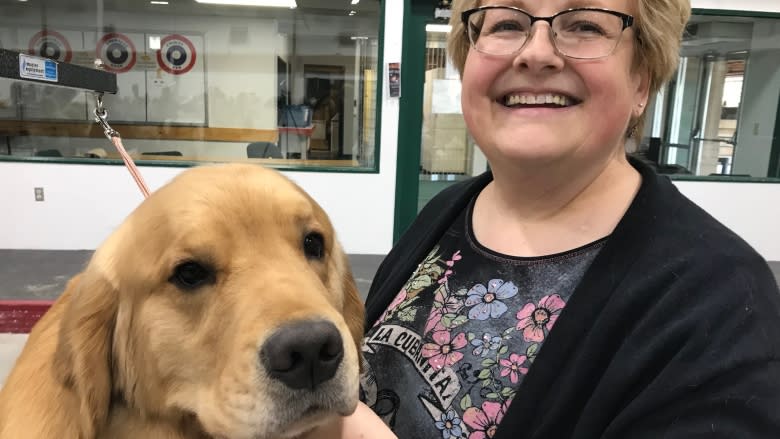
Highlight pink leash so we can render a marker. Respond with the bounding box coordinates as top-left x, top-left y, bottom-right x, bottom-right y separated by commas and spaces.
94, 94, 151, 198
